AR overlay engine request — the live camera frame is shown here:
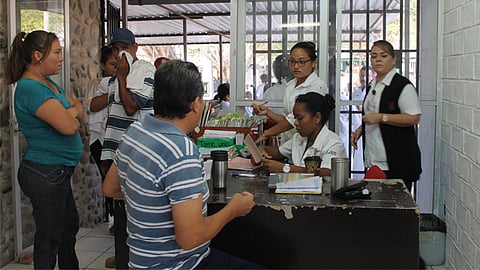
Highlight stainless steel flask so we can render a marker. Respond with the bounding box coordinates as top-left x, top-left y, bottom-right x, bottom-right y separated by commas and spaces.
211, 150, 228, 189
331, 157, 350, 193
